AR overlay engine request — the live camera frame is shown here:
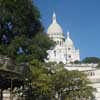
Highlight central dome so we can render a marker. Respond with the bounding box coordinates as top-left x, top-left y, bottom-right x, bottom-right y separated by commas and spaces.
47, 13, 63, 35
